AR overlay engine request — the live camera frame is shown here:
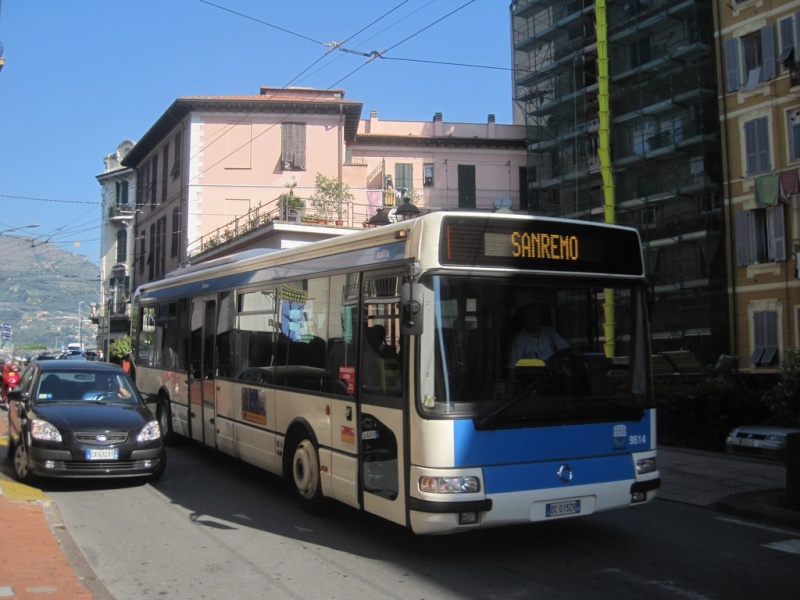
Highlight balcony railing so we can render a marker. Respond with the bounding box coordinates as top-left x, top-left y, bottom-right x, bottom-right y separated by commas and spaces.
187, 189, 523, 257
108, 204, 134, 221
